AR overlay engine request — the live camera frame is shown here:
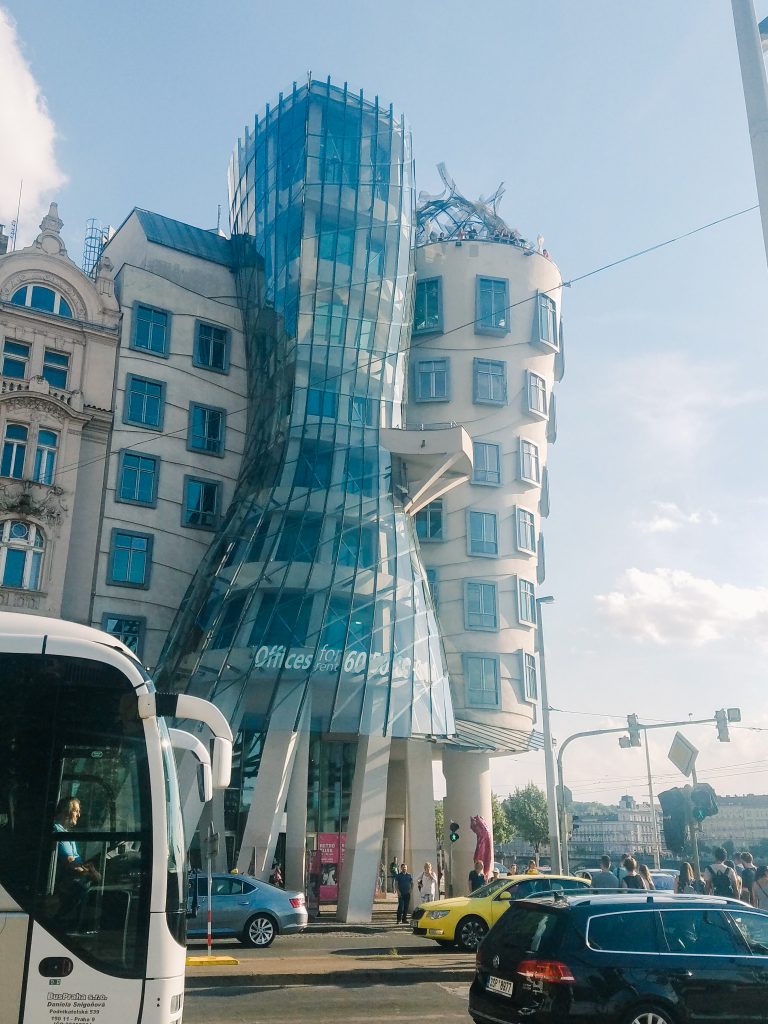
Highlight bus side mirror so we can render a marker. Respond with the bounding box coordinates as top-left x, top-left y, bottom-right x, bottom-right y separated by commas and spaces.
197, 762, 213, 803
212, 736, 232, 790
